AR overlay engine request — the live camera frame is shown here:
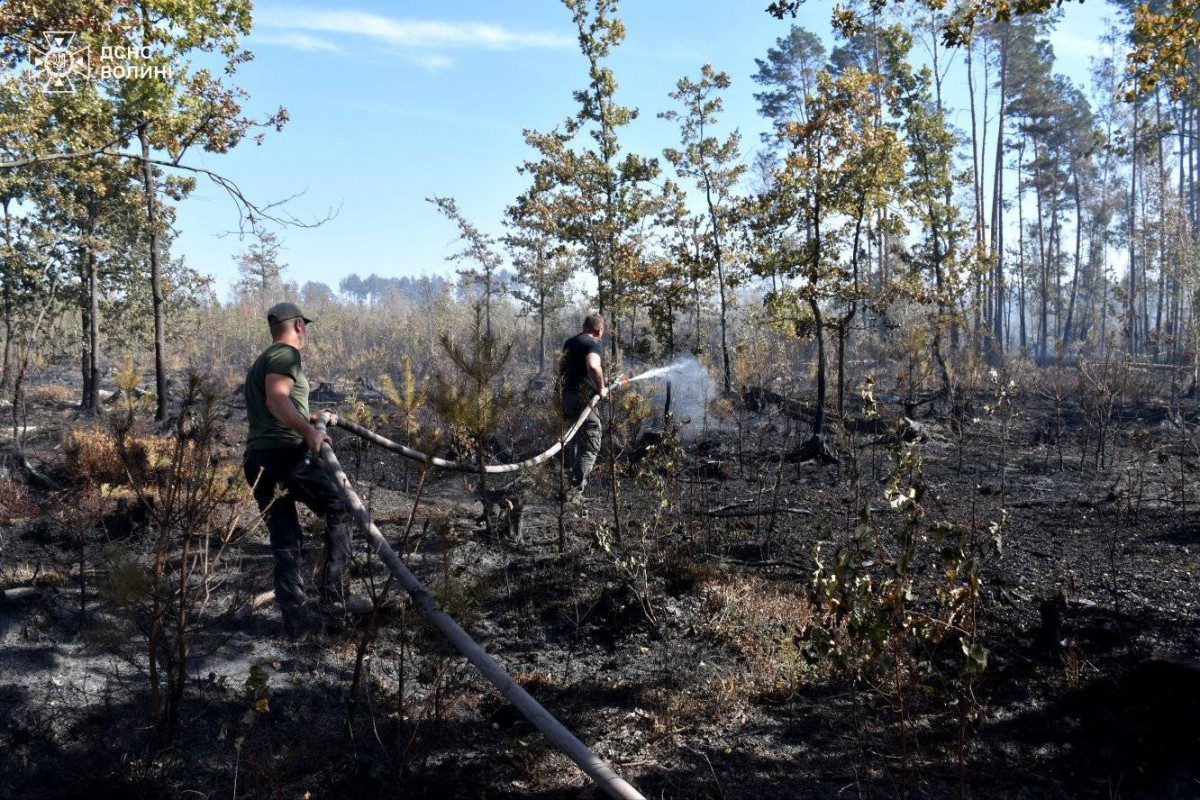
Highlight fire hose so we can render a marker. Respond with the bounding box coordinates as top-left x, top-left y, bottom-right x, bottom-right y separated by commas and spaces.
331, 380, 628, 473
314, 405, 646, 800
